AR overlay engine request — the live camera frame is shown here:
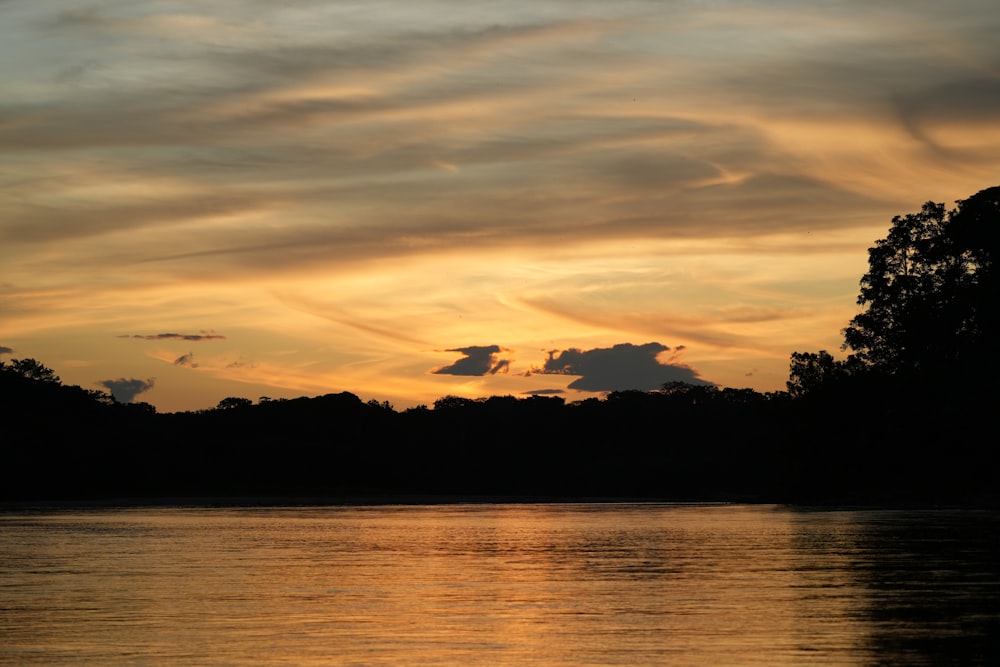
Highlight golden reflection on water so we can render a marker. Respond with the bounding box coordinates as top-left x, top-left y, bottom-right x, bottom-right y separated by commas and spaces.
1, 505, 997, 666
